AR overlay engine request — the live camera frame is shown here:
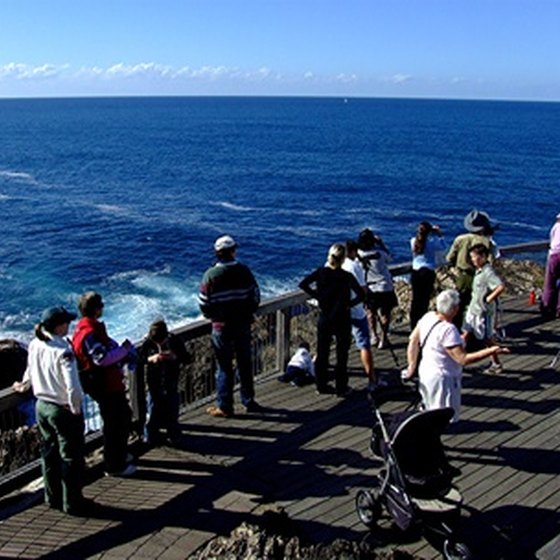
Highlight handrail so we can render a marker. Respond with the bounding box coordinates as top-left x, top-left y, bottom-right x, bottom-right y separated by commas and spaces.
1, 239, 549, 405
0, 239, 549, 491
